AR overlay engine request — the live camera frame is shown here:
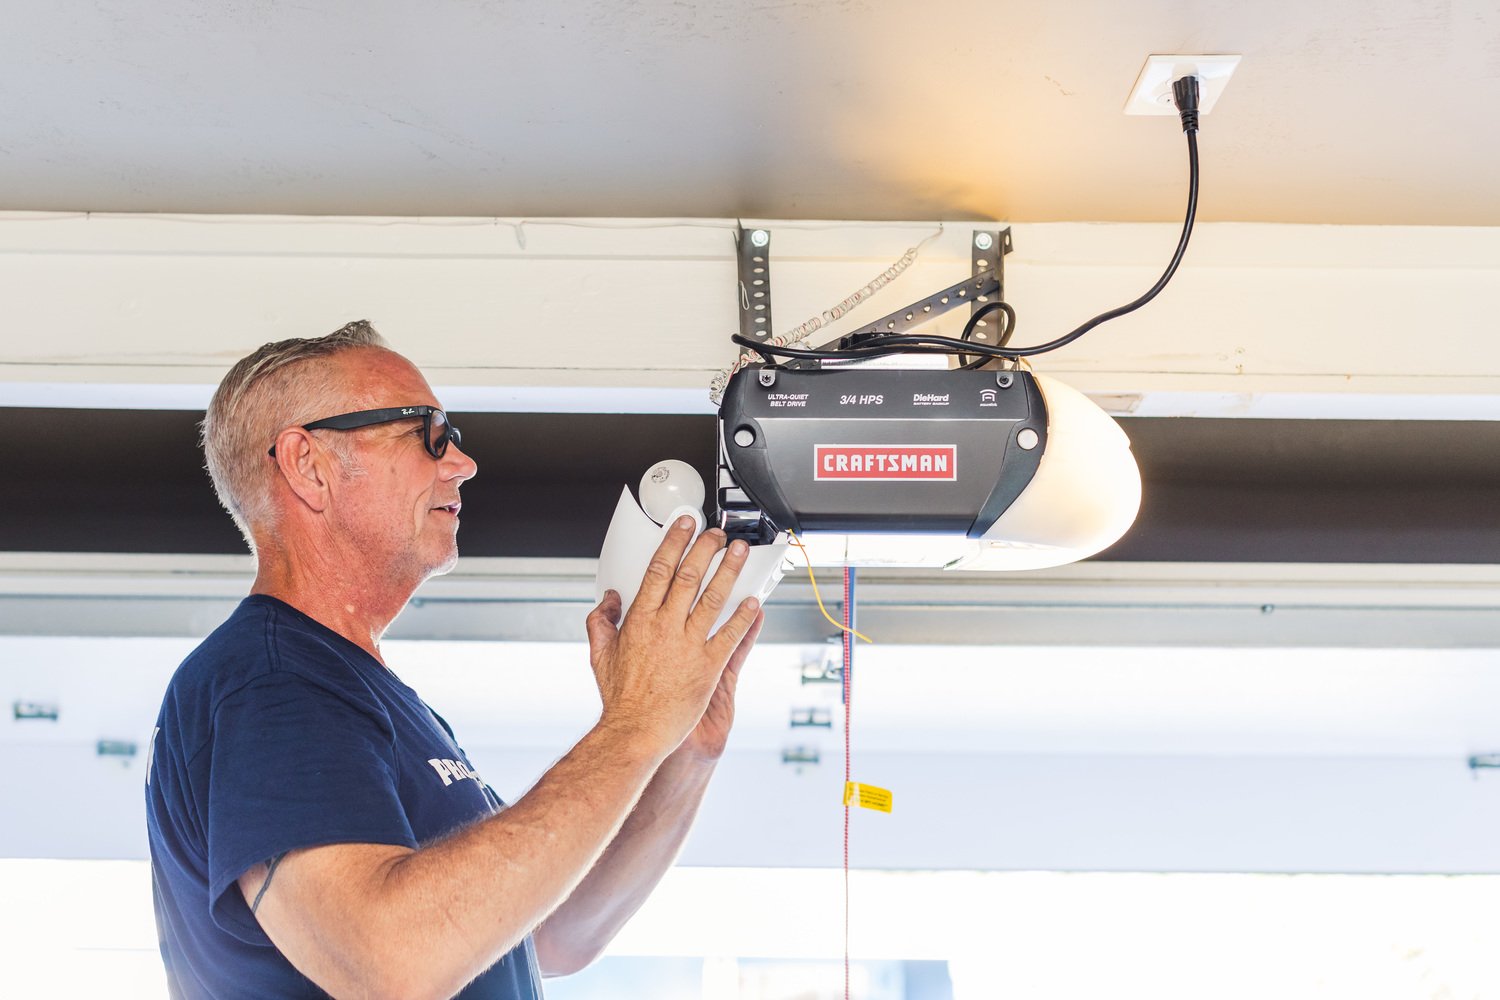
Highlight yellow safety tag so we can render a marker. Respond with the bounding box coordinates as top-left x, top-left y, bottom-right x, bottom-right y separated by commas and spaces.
843, 781, 893, 814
